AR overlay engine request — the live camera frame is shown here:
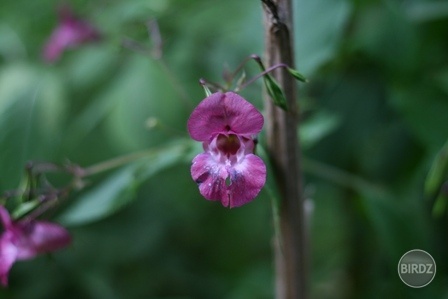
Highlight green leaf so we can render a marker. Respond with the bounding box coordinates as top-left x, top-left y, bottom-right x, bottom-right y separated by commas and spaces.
263, 74, 288, 111
432, 192, 448, 218
58, 140, 191, 226
287, 67, 308, 83
405, 1, 448, 23
299, 111, 340, 149
58, 166, 137, 227
201, 83, 212, 96
0, 64, 67, 189
294, 0, 352, 75
425, 139, 448, 197
12, 199, 40, 219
